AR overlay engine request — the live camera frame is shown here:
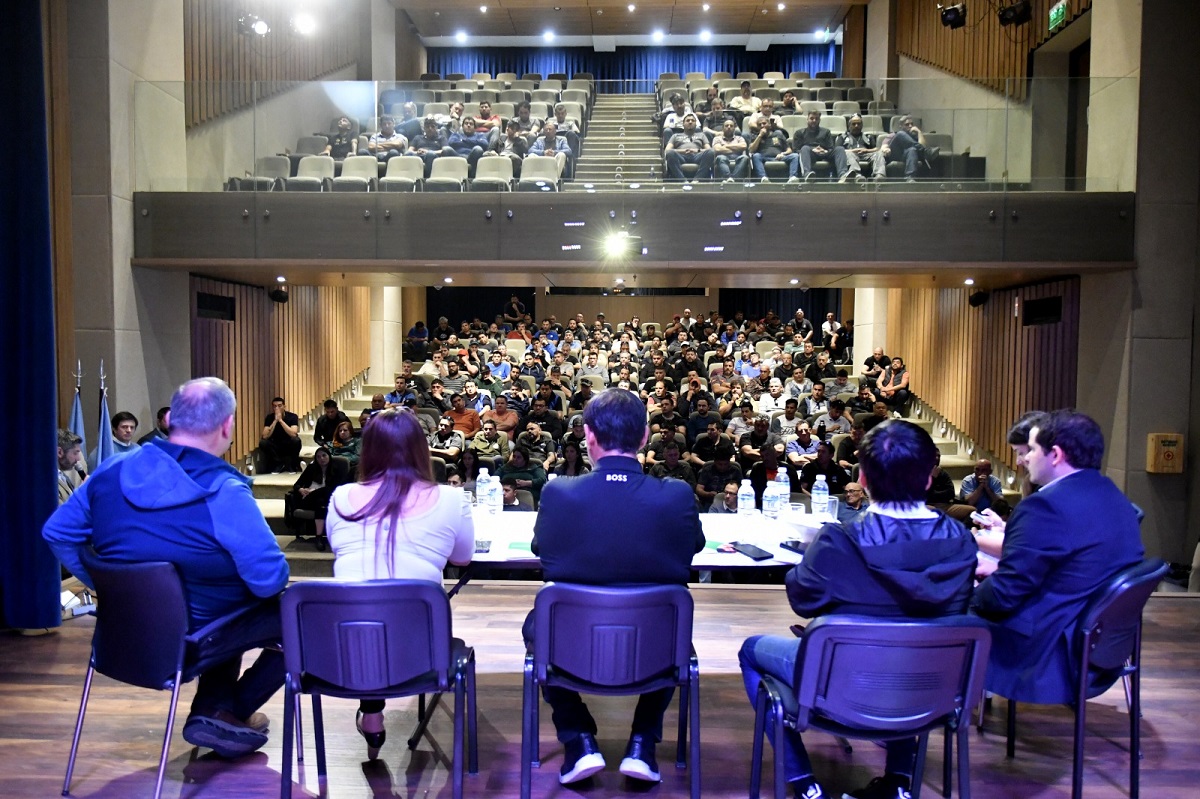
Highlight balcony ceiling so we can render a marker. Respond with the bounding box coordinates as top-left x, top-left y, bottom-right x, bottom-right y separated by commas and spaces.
393, 0, 863, 39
